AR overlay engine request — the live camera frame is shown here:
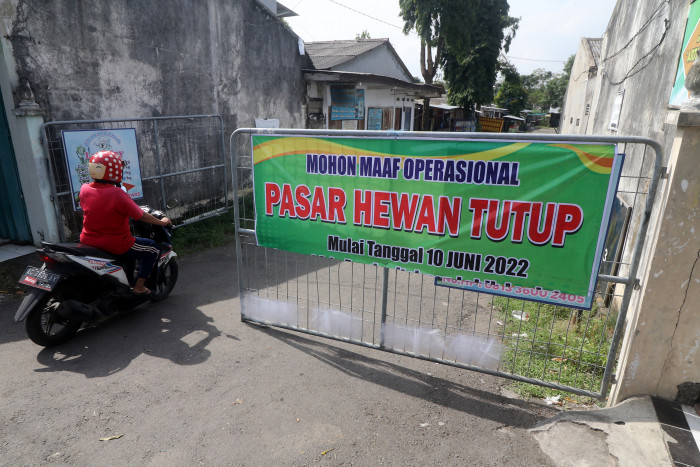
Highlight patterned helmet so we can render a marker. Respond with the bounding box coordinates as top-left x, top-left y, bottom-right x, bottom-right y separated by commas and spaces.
88, 151, 124, 183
